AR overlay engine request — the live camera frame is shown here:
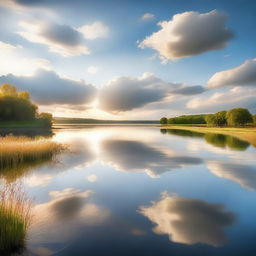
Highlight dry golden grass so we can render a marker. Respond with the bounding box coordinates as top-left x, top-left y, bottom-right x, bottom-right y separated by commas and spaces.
0, 135, 64, 170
